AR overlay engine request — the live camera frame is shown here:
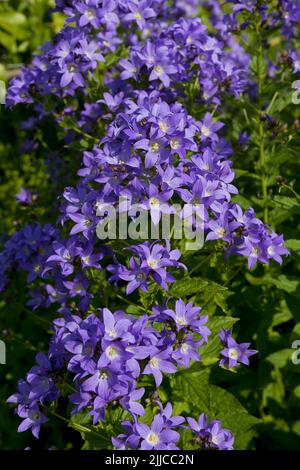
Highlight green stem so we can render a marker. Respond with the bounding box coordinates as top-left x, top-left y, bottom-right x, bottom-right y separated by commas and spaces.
116, 294, 152, 315
189, 253, 213, 275
259, 120, 268, 224
256, 23, 269, 225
